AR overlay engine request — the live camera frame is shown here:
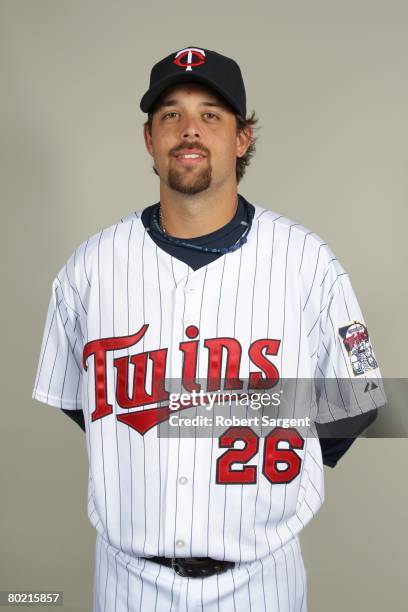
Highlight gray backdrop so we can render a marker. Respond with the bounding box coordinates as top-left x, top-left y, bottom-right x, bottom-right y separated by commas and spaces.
1, 1, 407, 610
